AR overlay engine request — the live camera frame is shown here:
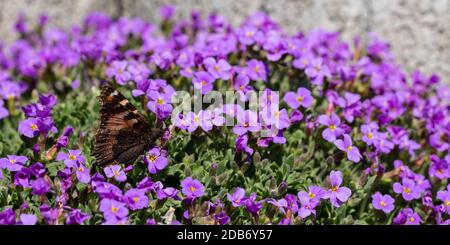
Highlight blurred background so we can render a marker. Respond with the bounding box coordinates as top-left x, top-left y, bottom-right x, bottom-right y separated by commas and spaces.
0, 0, 449, 82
